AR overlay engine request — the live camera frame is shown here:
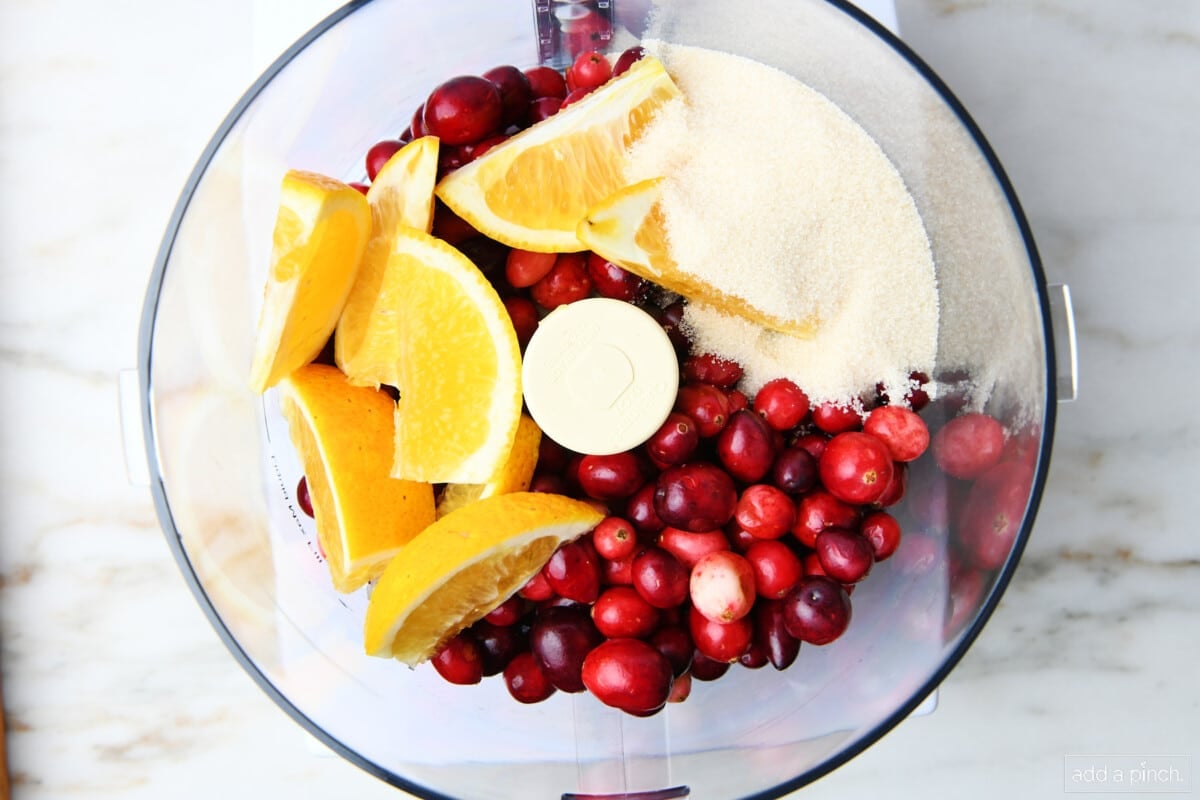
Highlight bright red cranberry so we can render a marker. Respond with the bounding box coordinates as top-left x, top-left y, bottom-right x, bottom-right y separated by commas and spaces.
958, 460, 1033, 570
658, 526, 729, 569
727, 389, 748, 412
754, 599, 800, 670
716, 409, 777, 483
592, 516, 637, 561
631, 546, 690, 609
793, 432, 828, 460
654, 462, 738, 532
690, 650, 731, 681
529, 605, 603, 693
585, 252, 647, 302
783, 576, 852, 645
410, 103, 428, 138
770, 446, 818, 495
519, 568, 556, 601
819, 432, 894, 505
688, 605, 753, 663
505, 248, 557, 288
471, 619, 524, 676
873, 461, 907, 508
792, 488, 860, 548
603, 551, 636, 585
674, 383, 732, 438
682, 353, 743, 389
544, 538, 602, 603
745, 540, 804, 599
524, 65, 568, 99
650, 625, 693, 676
296, 476, 314, 517
504, 651, 556, 703
431, 631, 483, 685
528, 95, 561, 123
502, 296, 538, 349
570, 51, 613, 91
365, 139, 403, 181
860, 511, 902, 561
582, 638, 673, 715
560, 86, 594, 109
734, 484, 796, 539
484, 595, 525, 626
812, 402, 862, 434
753, 378, 811, 430
349, 181, 369, 195
577, 452, 644, 501
482, 65, 532, 127
690, 551, 756, 623
932, 413, 1006, 479
423, 76, 503, 146
815, 528, 874, 583
645, 412, 699, 468
530, 252, 590, 309
613, 46, 646, 77
802, 551, 826, 578
592, 586, 661, 639
863, 405, 930, 462
626, 483, 665, 534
